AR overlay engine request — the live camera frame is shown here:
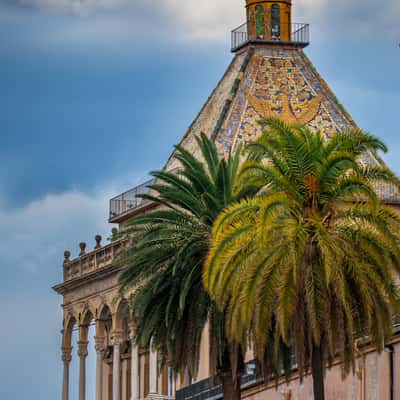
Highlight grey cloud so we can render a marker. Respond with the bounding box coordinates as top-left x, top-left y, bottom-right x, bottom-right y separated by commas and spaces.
1, 0, 398, 41
1, 0, 131, 15
296, 0, 399, 35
